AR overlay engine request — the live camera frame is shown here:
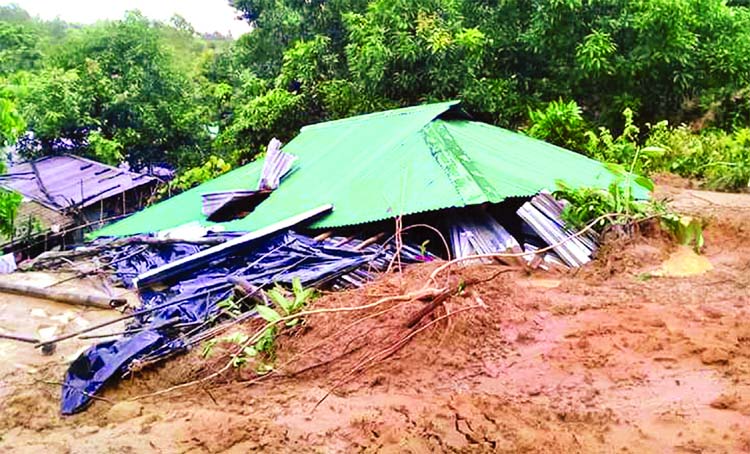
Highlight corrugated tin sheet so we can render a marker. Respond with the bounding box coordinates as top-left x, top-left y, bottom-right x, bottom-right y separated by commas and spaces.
93, 101, 648, 238
257, 138, 297, 191
0, 155, 156, 211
